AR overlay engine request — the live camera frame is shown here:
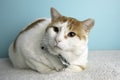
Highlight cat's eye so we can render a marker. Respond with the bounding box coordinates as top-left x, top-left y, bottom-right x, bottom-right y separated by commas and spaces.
53, 26, 59, 33
67, 32, 76, 37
